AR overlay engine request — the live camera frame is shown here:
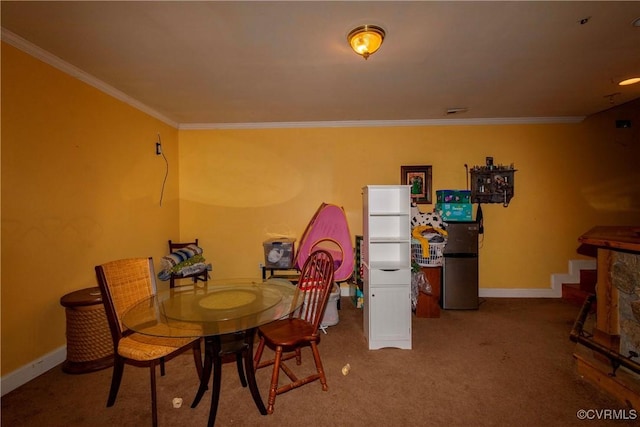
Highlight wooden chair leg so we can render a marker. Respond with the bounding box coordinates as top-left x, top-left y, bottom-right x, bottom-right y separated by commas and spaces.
150, 361, 158, 427
310, 342, 328, 391
160, 357, 166, 376
253, 336, 266, 370
267, 346, 283, 414
107, 356, 125, 407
